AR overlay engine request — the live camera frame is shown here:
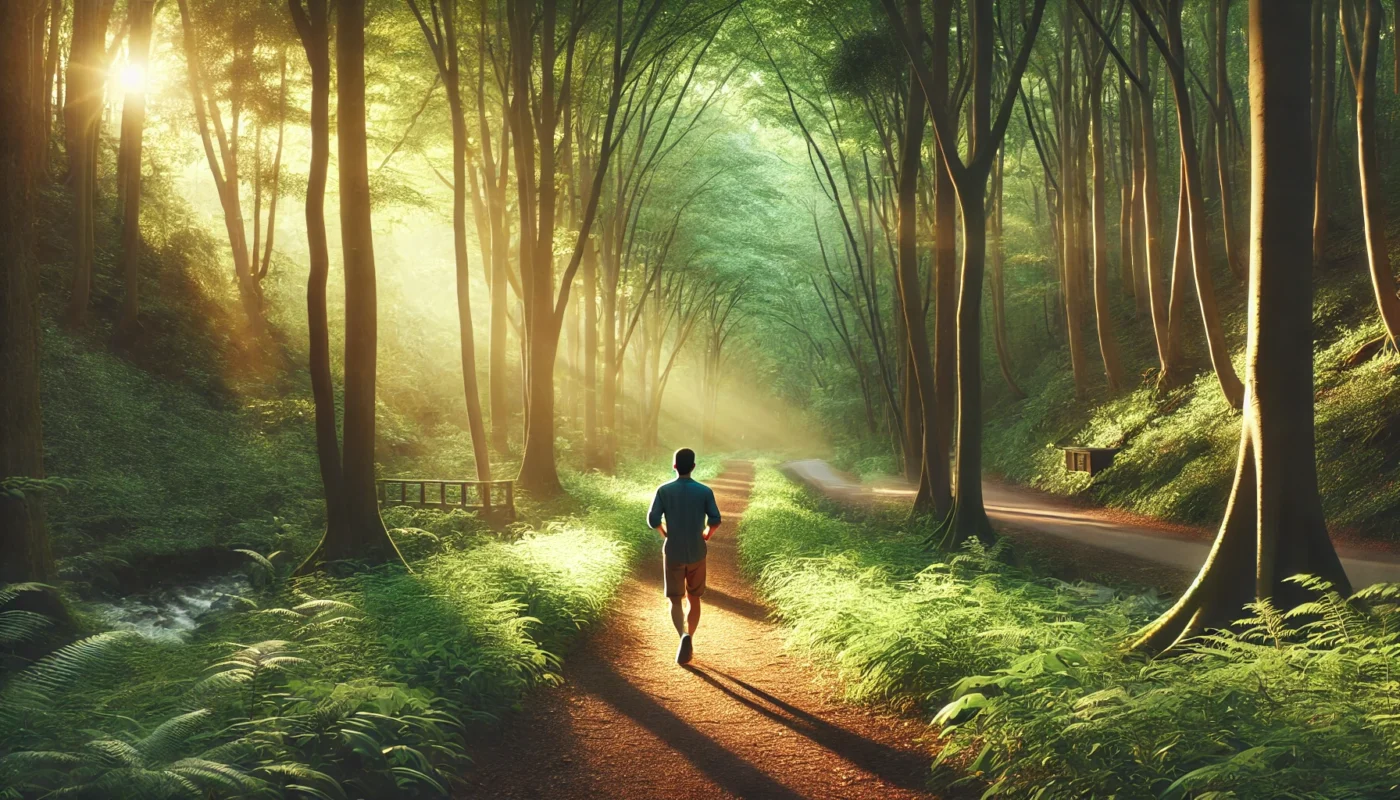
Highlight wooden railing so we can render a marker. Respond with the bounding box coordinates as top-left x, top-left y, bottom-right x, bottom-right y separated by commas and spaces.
376, 478, 515, 517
